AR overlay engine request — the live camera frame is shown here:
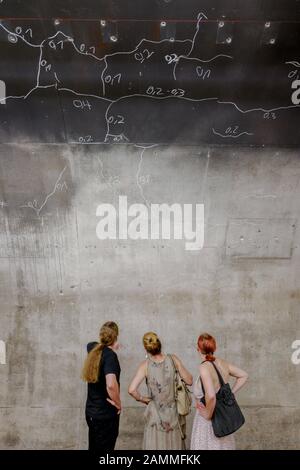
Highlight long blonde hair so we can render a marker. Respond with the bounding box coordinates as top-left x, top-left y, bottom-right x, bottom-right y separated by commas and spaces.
81, 322, 119, 383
